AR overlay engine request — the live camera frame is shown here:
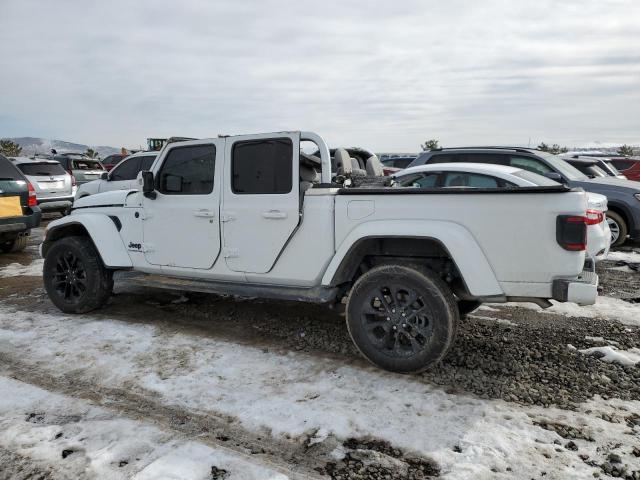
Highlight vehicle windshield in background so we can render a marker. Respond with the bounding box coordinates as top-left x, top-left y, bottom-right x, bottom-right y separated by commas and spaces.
511, 169, 561, 186
606, 161, 622, 175
73, 159, 104, 170
586, 165, 608, 178
538, 152, 589, 181
17, 162, 67, 176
